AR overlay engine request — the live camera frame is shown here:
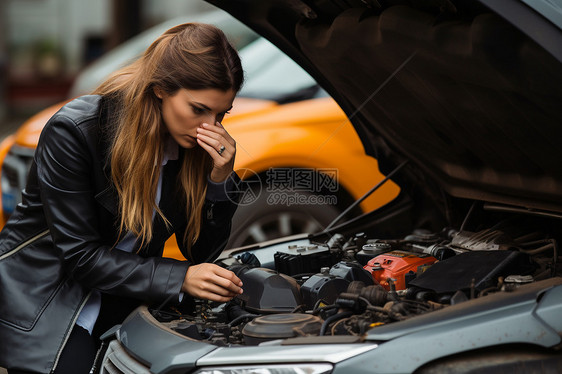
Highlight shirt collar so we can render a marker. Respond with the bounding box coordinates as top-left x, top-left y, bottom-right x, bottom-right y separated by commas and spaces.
162, 135, 179, 166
